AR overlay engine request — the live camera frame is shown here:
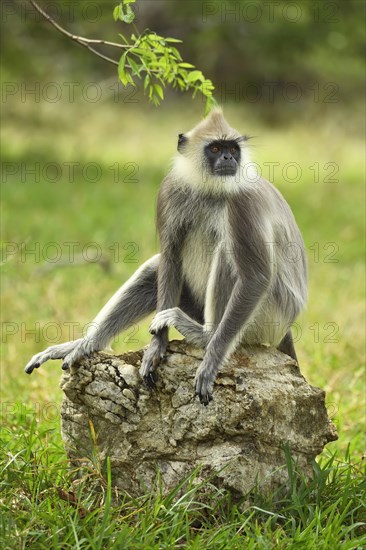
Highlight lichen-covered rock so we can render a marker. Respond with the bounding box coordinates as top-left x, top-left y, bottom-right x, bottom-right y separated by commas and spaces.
60, 340, 338, 497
